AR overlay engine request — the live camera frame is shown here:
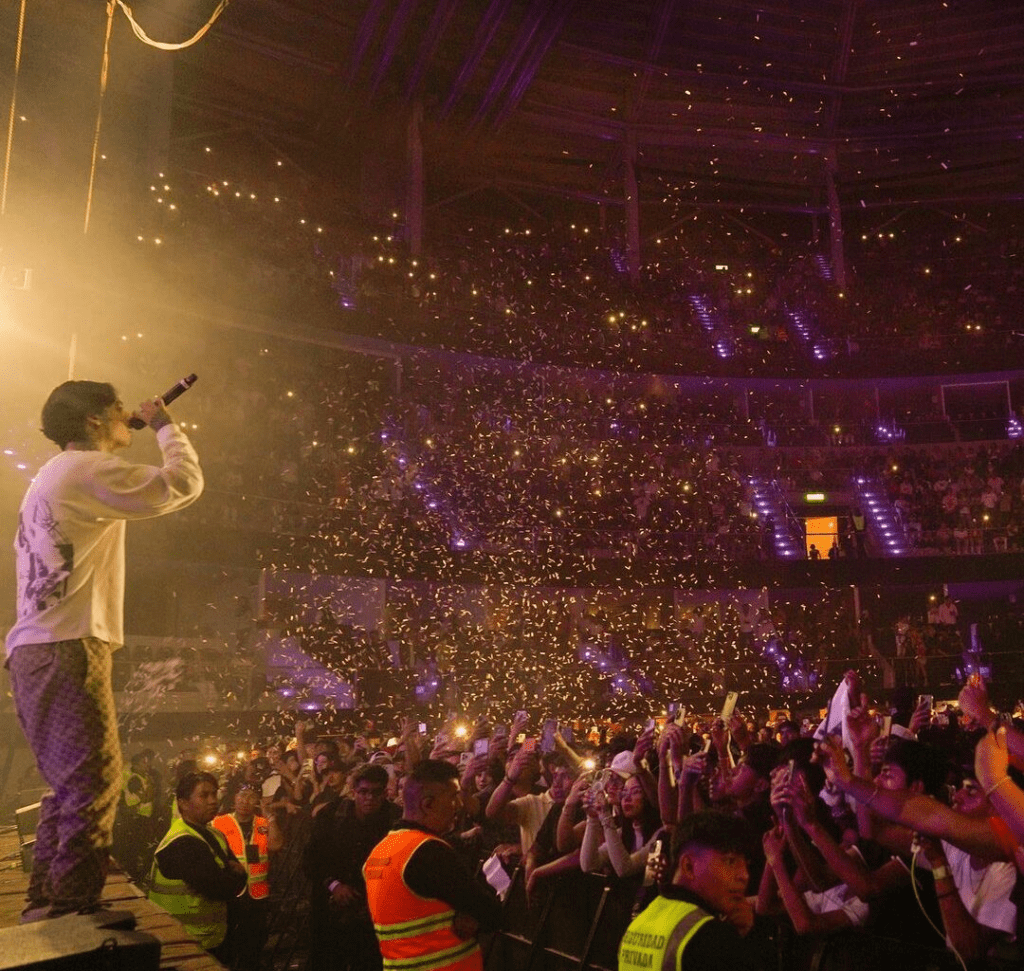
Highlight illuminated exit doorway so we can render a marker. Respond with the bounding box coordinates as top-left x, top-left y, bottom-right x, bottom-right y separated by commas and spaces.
805, 516, 837, 558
